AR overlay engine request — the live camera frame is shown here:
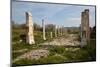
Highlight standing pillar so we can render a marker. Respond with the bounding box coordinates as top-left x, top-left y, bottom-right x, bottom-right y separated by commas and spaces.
55, 25, 57, 37
58, 26, 61, 36
81, 11, 87, 46
85, 9, 90, 43
81, 9, 90, 46
42, 19, 46, 40
26, 12, 35, 44
61, 26, 63, 36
